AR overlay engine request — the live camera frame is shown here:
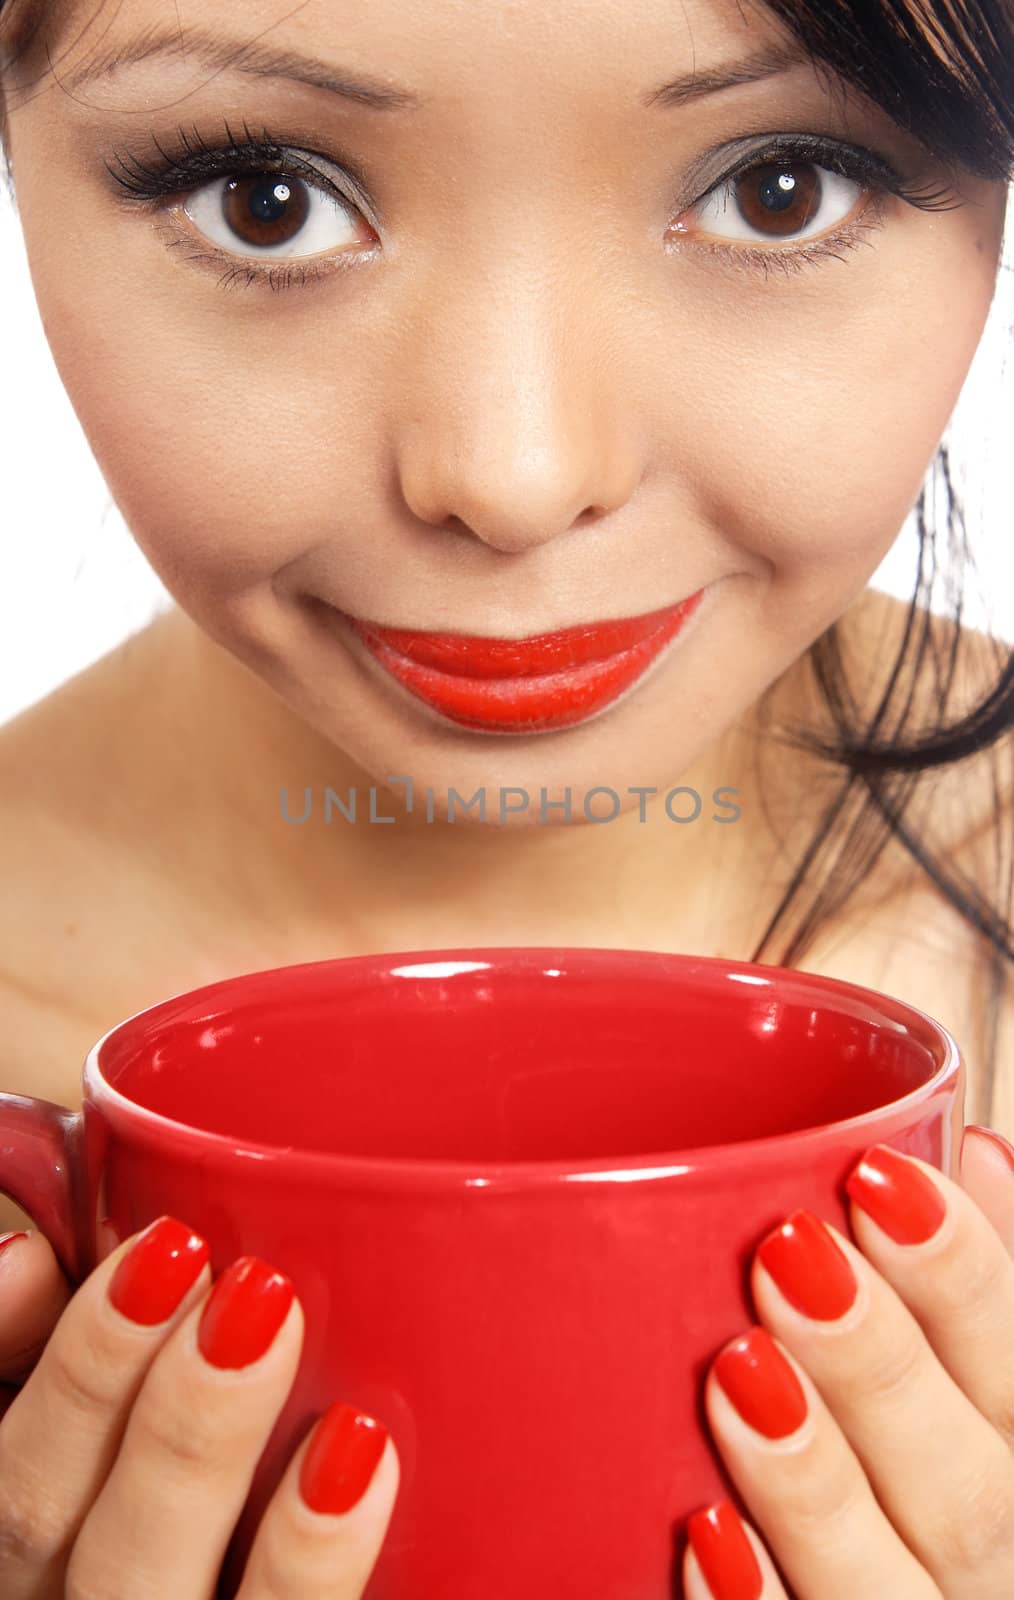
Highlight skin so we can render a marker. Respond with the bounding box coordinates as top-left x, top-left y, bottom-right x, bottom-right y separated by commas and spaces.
1, 0, 1007, 965
0, 1, 1012, 1595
